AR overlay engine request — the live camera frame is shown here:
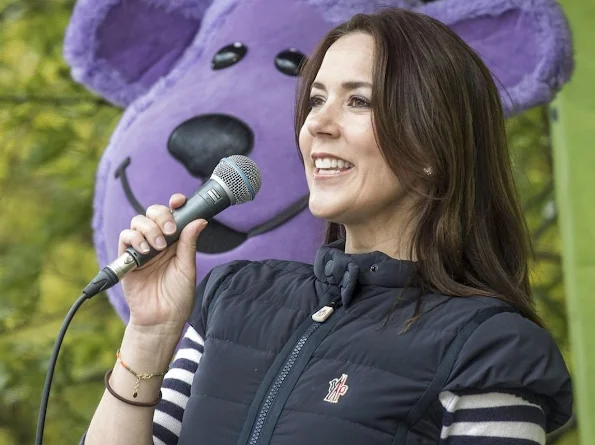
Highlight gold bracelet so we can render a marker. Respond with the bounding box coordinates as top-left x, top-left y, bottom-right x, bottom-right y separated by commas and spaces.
116, 349, 169, 398
105, 369, 161, 407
